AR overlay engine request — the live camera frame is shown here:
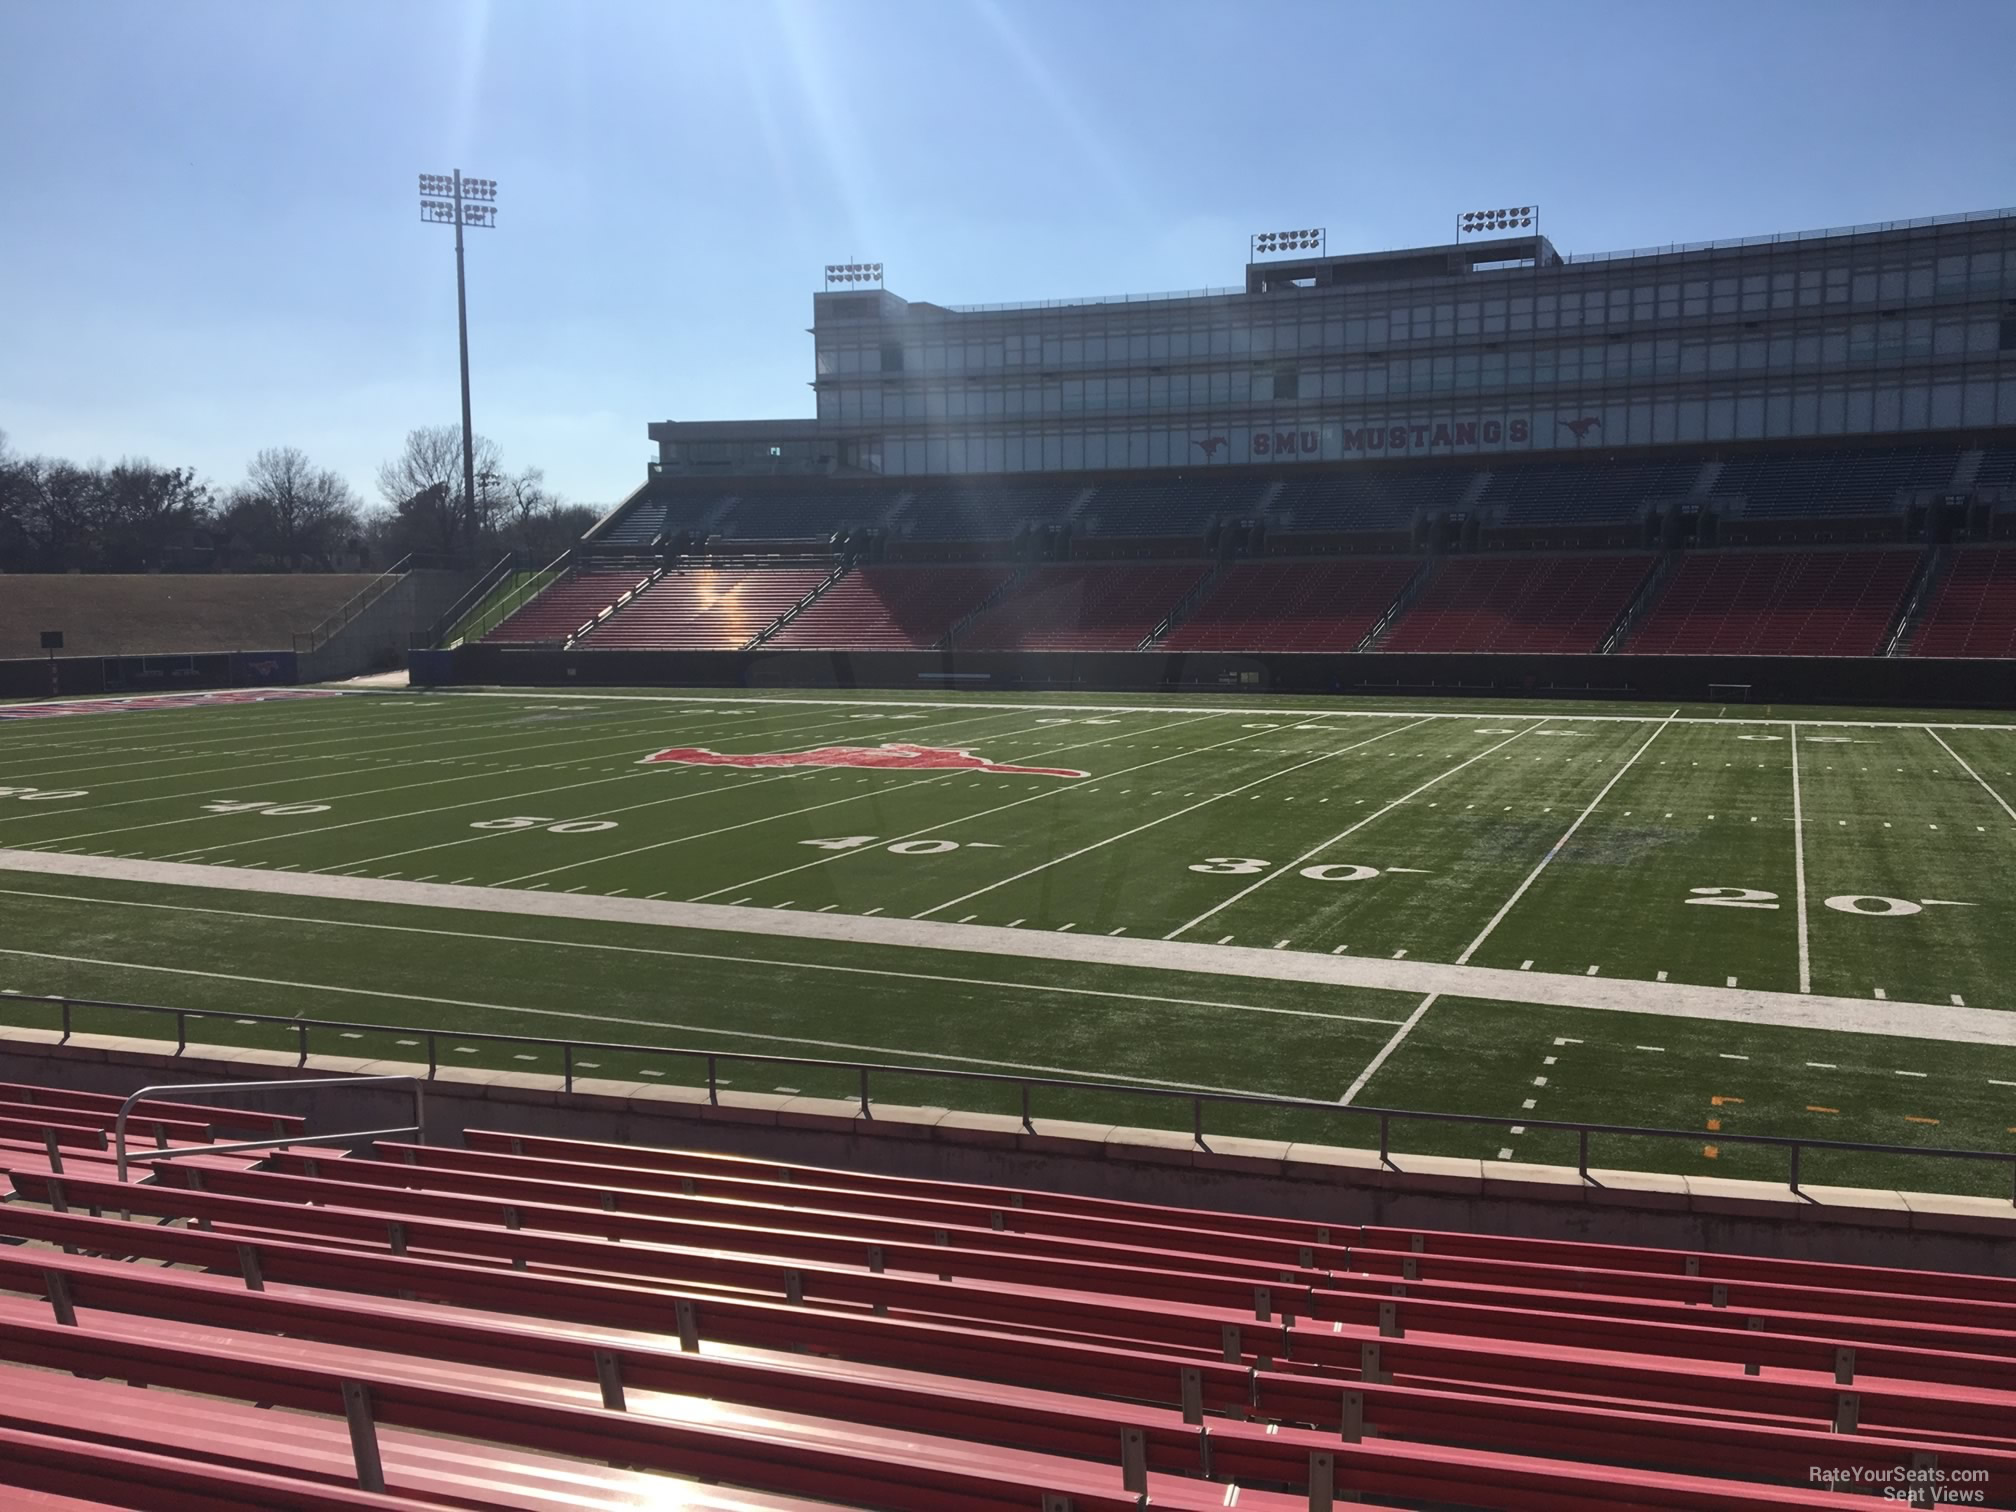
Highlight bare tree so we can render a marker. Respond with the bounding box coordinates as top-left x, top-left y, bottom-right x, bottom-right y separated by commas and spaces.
227, 447, 360, 570
375, 425, 501, 557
